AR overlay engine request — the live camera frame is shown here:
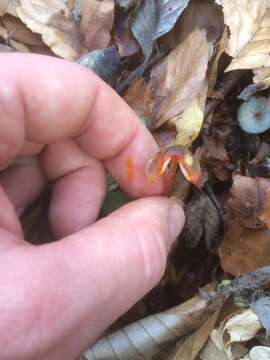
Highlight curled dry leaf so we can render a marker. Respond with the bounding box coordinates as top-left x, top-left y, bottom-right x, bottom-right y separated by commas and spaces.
228, 175, 270, 229
84, 285, 221, 360
17, 0, 82, 60
226, 9, 270, 72
219, 223, 270, 276
223, 309, 262, 344
215, 0, 270, 58
78, 45, 122, 86
123, 78, 147, 118
78, 0, 114, 50
145, 28, 209, 129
